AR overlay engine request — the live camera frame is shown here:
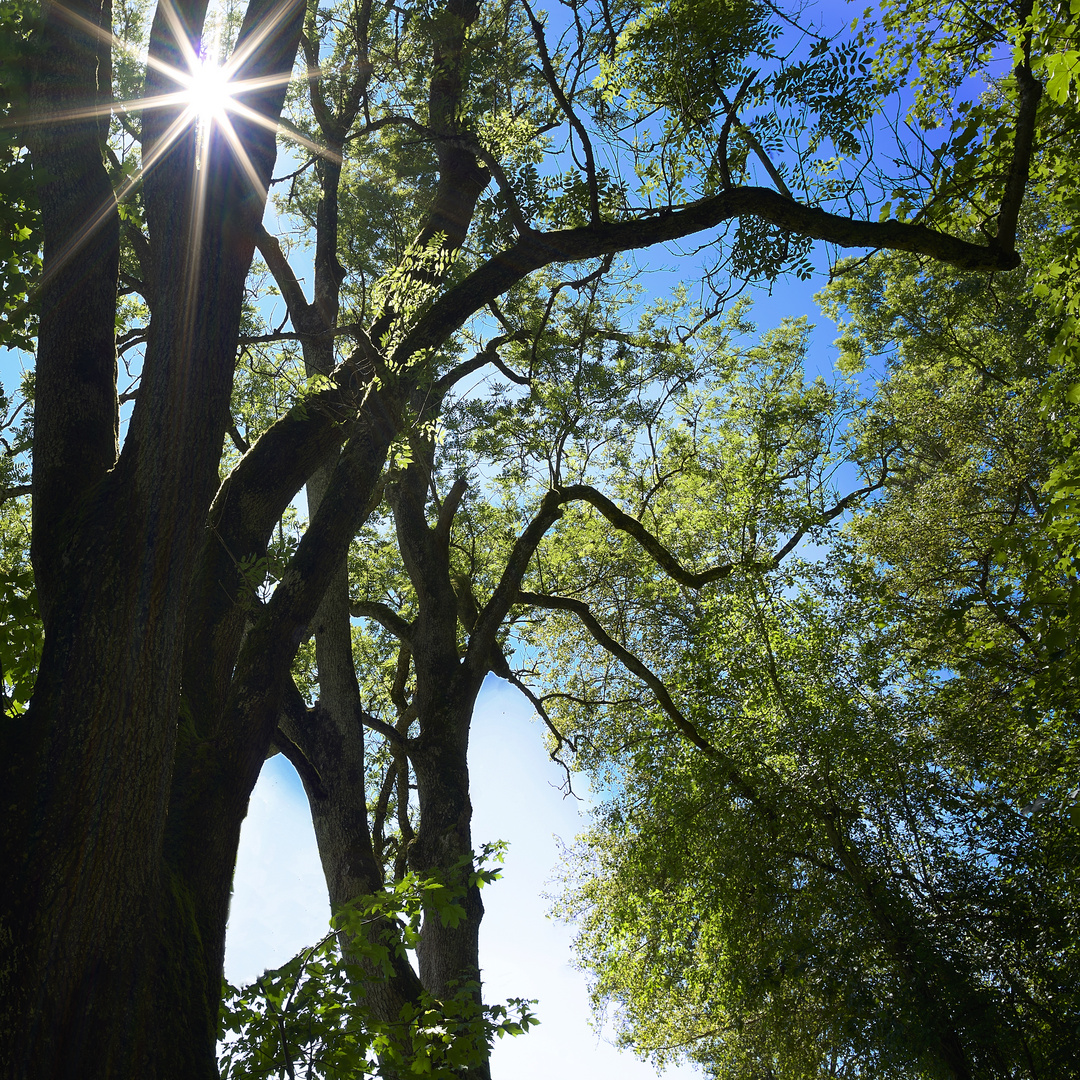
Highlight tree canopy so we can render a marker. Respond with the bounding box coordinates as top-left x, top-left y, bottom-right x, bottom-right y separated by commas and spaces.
0, 0, 1076, 1077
